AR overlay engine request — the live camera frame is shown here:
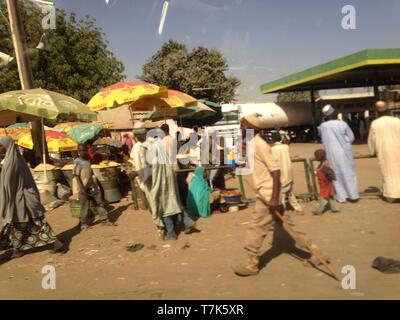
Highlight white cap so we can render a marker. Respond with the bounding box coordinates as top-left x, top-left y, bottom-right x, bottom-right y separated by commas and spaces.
133, 121, 145, 129
322, 104, 335, 117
